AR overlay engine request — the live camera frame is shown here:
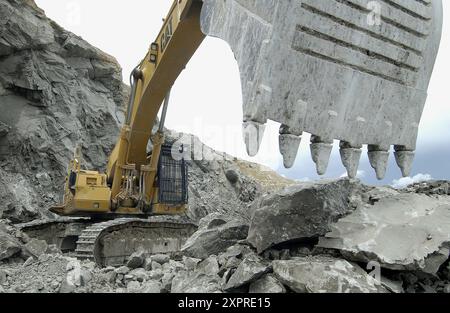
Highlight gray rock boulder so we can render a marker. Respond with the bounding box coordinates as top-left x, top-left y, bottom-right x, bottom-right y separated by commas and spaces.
126, 281, 141, 293
318, 193, 450, 274
224, 253, 271, 291
217, 244, 253, 266
273, 256, 387, 293
141, 280, 162, 293
24, 238, 48, 257
0, 121, 10, 137
171, 271, 222, 293
247, 179, 362, 253
0, 230, 22, 261
150, 254, 170, 265
197, 256, 220, 276
126, 251, 145, 269
183, 257, 201, 271
182, 214, 249, 259
249, 274, 286, 293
